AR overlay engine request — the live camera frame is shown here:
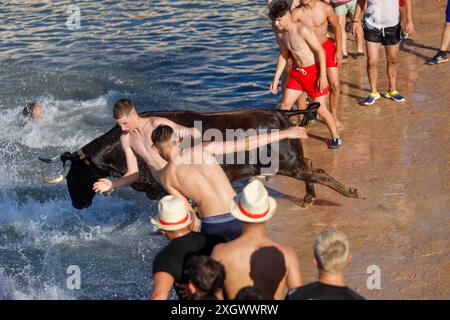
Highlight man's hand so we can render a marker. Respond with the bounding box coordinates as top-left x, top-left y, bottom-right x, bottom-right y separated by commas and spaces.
404, 21, 415, 36
270, 79, 280, 94
335, 51, 343, 68
318, 74, 328, 93
93, 178, 113, 193
175, 283, 195, 300
284, 126, 308, 139
175, 128, 189, 139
